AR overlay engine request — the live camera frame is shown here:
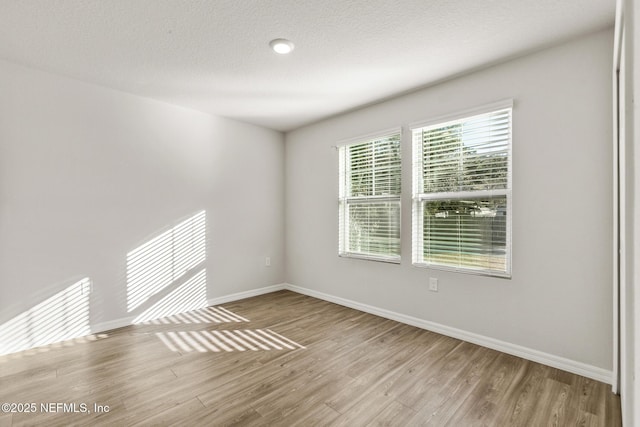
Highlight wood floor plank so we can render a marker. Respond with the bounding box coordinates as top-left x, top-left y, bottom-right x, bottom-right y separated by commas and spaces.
325, 327, 434, 415
0, 290, 621, 426
330, 389, 396, 427
366, 400, 417, 426
251, 372, 352, 423
441, 352, 528, 426
129, 397, 205, 427
405, 345, 498, 425
382, 335, 465, 408
0, 414, 11, 427
605, 382, 623, 427
491, 361, 548, 426
183, 402, 263, 427
528, 378, 573, 427
288, 403, 341, 427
